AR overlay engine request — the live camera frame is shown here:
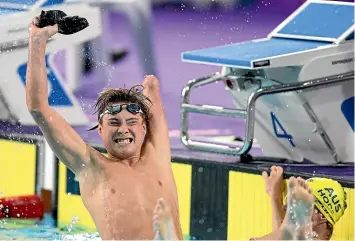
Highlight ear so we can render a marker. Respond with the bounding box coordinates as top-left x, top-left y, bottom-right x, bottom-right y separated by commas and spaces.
313, 209, 328, 225
98, 124, 103, 136
142, 123, 147, 136
318, 214, 329, 224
